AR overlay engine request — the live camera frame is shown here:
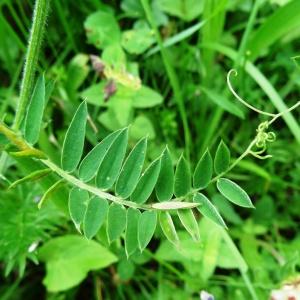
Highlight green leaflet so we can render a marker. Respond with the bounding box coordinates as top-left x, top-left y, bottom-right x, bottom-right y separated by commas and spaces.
116, 137, 147, 198
83, 197, 108, 240
69, 187, 89, 231
159, 212, 179, 247
24, 74, 46, 144
193, 149, 213, 189
177, 209, 200, 242
125, 208, 141, 257
193, 193, 227, 228
174, 155, 191, 197
9, 168, 51, 189
79, 130, 121, 182
217, 178, 254, 208
107, 203, 127, 243
61, 102, 87, 172
214, 140, 230, 175
155, 147, 174, 201
138, 210, 157, 252
96, 128, 128, 189
131, 157, 161, 204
